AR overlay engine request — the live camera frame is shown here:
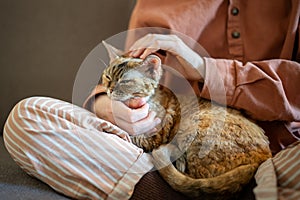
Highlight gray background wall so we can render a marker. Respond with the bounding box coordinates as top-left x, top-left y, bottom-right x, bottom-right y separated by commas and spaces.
0, 0, 135, 131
